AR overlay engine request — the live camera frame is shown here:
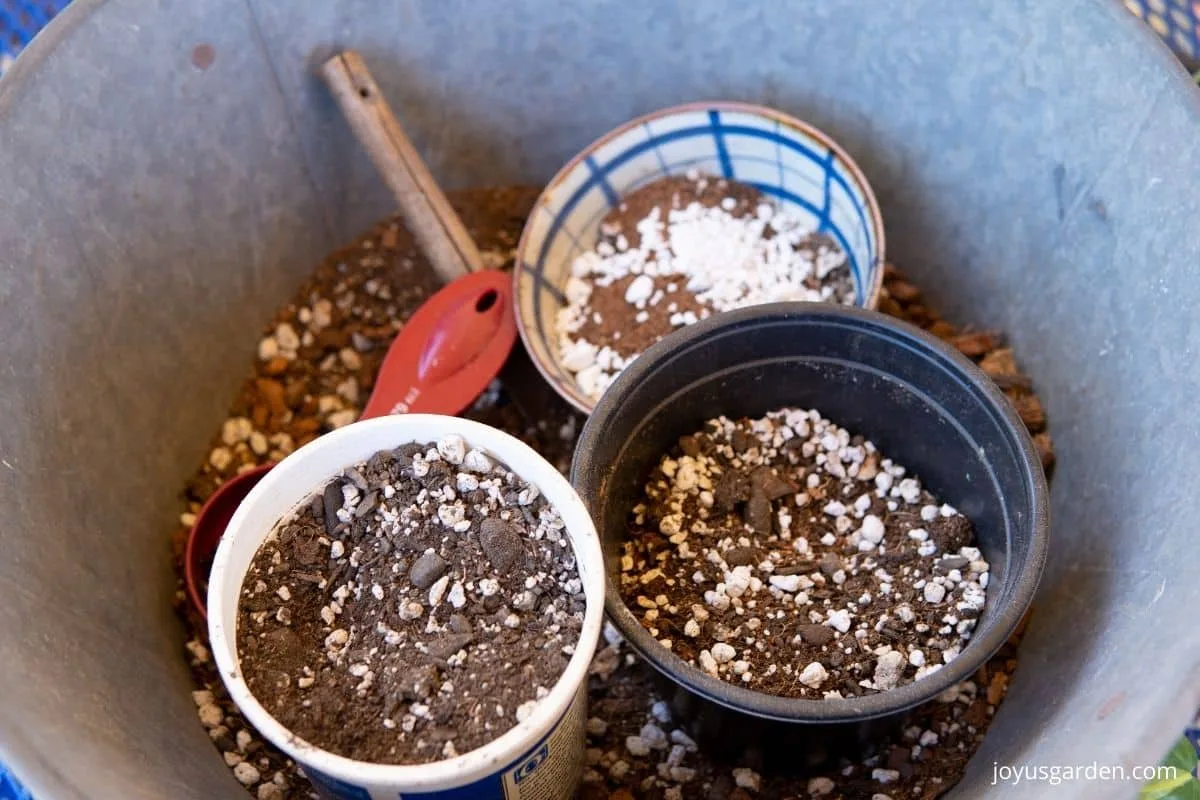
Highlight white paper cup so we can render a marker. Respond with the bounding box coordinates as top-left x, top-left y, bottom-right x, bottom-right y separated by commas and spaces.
208, 415, 605, 800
